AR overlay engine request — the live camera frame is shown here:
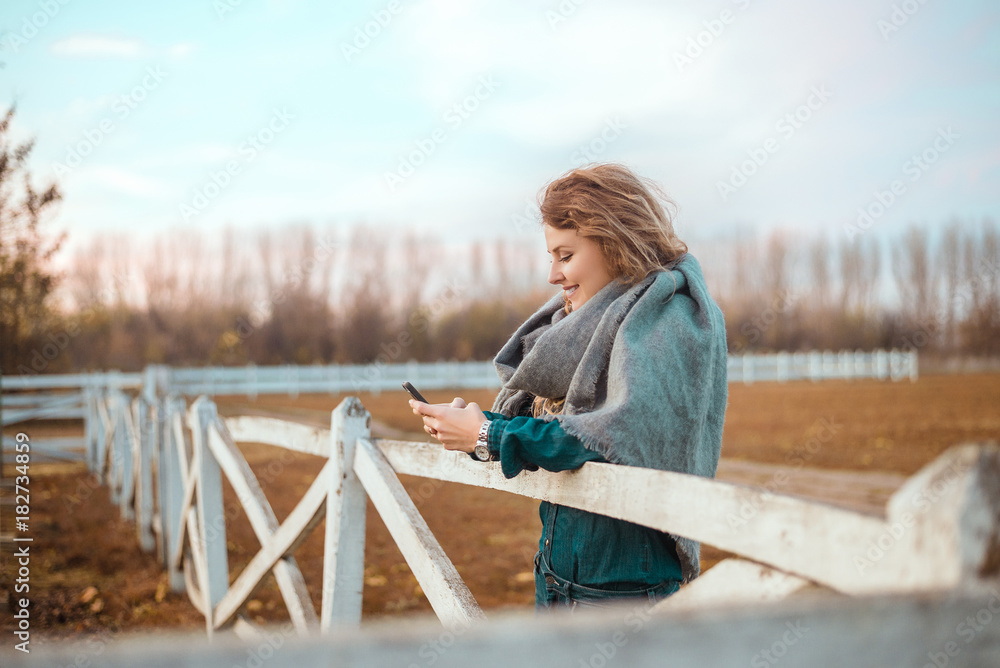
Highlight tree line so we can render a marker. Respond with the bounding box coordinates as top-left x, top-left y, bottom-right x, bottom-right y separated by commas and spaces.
6, 218, 997, 376
715, 222, 1000, 358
